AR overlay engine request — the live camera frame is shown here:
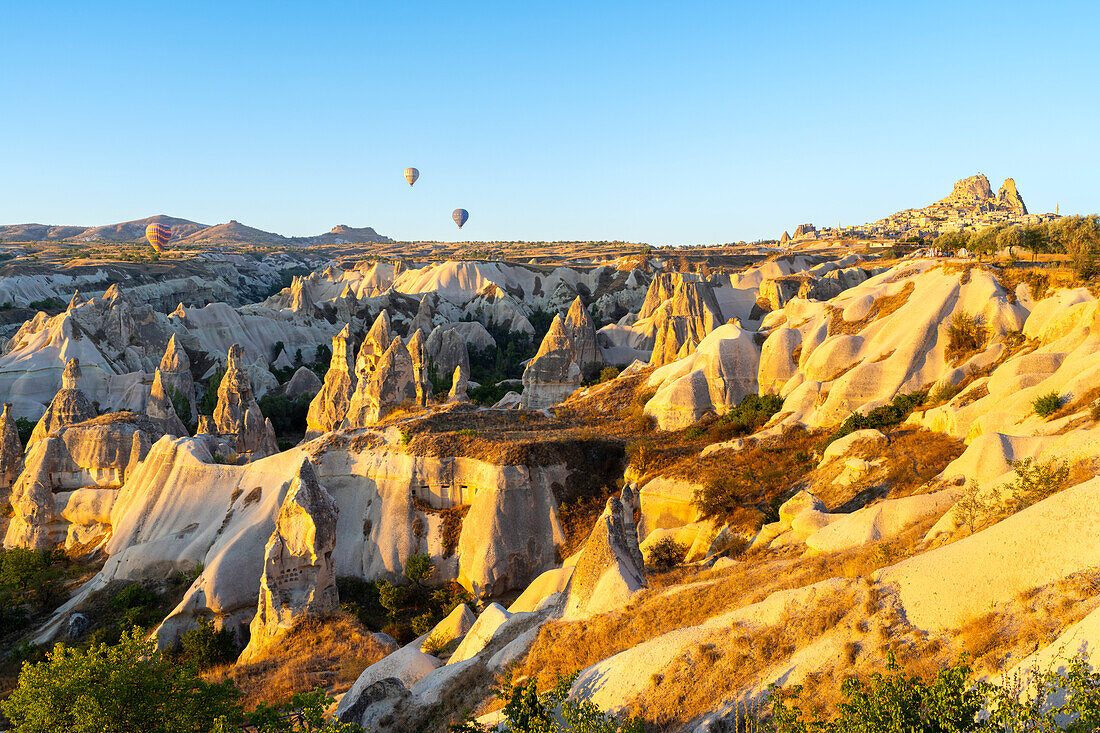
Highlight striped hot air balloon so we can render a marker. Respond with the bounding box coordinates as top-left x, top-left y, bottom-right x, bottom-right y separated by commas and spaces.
452, 209, 469, 229
404, 167, 419, 187
145, 222, 171, 253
